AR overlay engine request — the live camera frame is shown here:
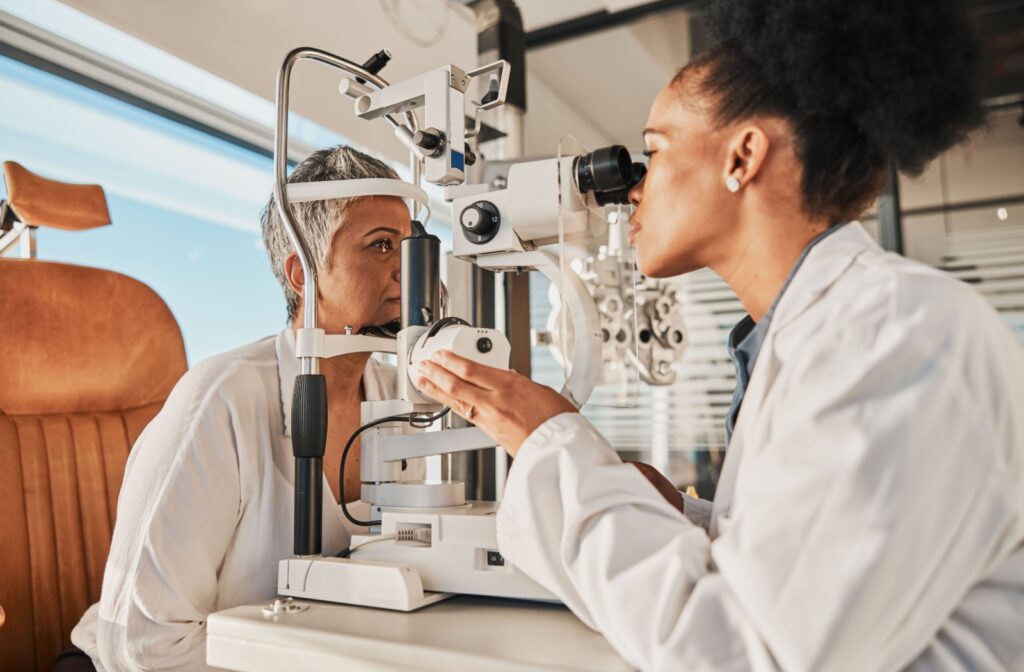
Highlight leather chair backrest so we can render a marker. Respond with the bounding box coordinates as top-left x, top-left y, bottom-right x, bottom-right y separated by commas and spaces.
0, 258, 187, 671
